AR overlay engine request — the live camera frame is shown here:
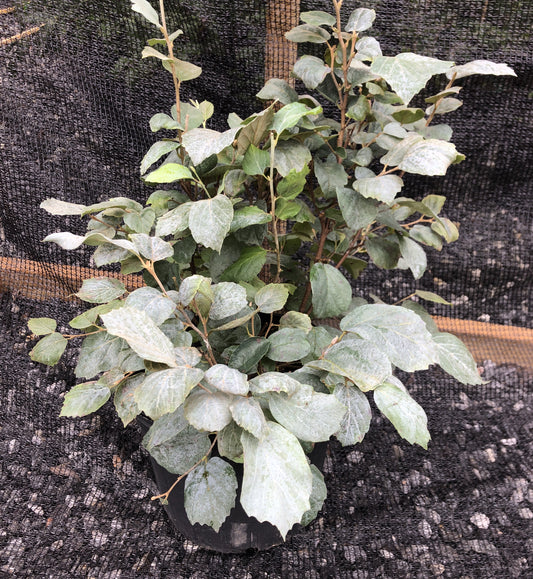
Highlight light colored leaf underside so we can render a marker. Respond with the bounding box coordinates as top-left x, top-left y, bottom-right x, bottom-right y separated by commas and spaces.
241, 422, 312, 538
